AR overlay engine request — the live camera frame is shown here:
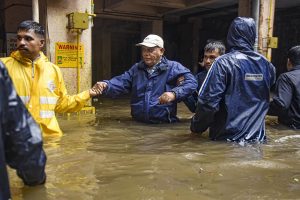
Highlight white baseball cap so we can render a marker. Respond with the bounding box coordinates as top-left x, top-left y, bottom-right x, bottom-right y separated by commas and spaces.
136, 34, 164, 48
